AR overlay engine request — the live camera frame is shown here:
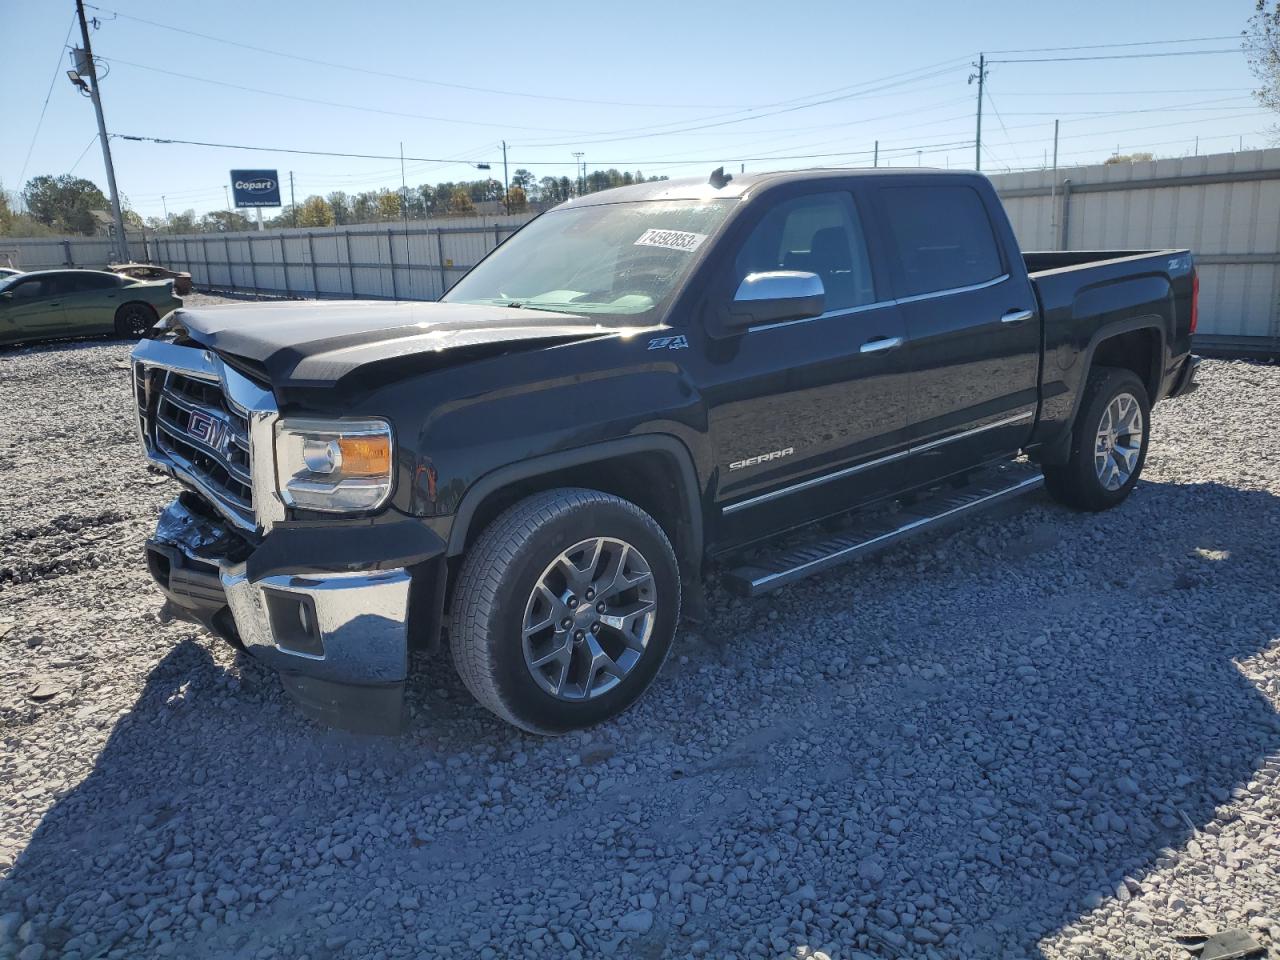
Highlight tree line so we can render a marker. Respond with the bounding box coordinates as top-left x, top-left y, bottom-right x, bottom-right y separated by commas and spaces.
0, 168, 667, 237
